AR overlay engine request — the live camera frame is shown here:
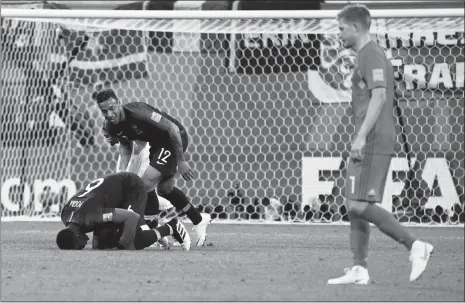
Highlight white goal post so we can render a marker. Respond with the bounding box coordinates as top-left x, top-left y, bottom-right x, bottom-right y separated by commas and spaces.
1, 7, 463, 225
2, 8, 463, 18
